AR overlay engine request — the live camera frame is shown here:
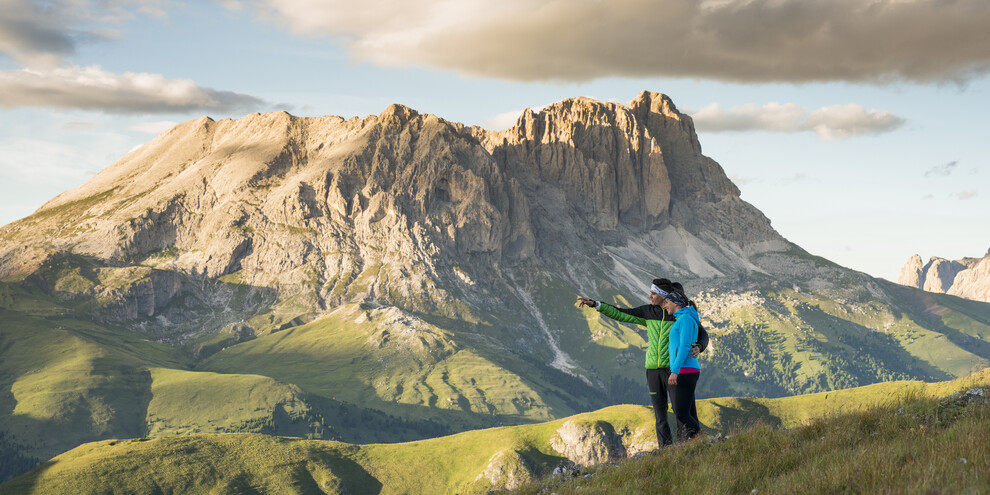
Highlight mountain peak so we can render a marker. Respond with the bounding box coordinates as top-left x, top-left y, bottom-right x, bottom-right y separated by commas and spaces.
630, 90, 683, 121
379, 103, 421, 122
0, 91, 785, 314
